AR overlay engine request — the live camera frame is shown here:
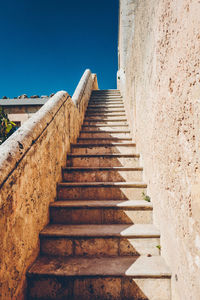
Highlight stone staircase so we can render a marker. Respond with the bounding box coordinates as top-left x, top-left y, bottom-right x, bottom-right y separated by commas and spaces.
27, 90, 171, 299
